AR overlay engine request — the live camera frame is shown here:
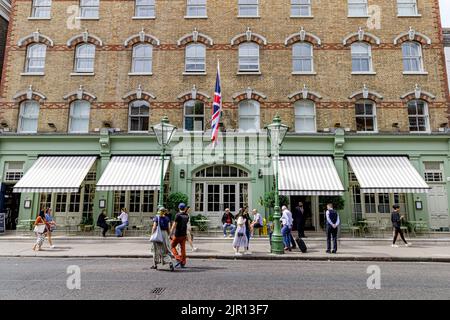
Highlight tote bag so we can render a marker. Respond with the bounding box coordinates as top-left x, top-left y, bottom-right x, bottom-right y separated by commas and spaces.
33, 224, 46, 234
150, 216, 164, 243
